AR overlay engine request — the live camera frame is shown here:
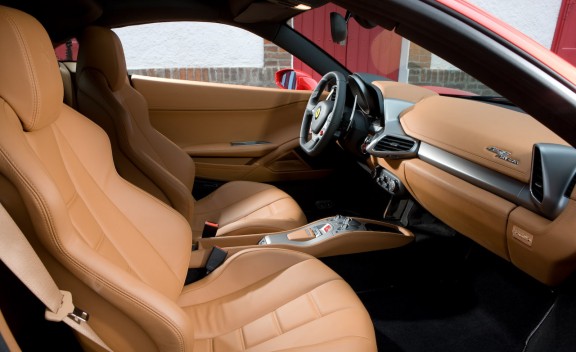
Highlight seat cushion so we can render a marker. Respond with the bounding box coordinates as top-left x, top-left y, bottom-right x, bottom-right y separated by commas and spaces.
178, 248, 376, 351
193, 181, 307, 236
